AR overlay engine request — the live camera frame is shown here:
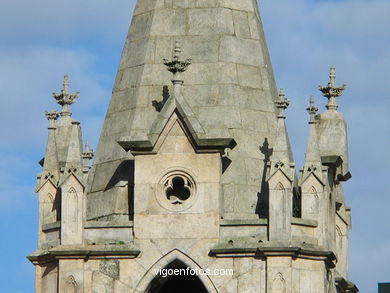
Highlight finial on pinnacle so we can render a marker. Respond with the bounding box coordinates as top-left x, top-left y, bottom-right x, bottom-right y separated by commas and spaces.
52, 75, 80, 116
45, 110, 60, 128
82, 140, 94, 168
306, 96, 318, 124
275, 88, 290, 119
319, 67, 347, 111
163, 41, 192, 86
